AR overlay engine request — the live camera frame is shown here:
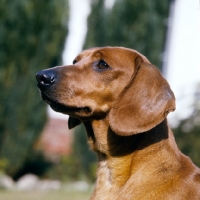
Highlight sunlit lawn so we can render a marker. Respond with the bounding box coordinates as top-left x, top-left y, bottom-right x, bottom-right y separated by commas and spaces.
0, 189, 91, 200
